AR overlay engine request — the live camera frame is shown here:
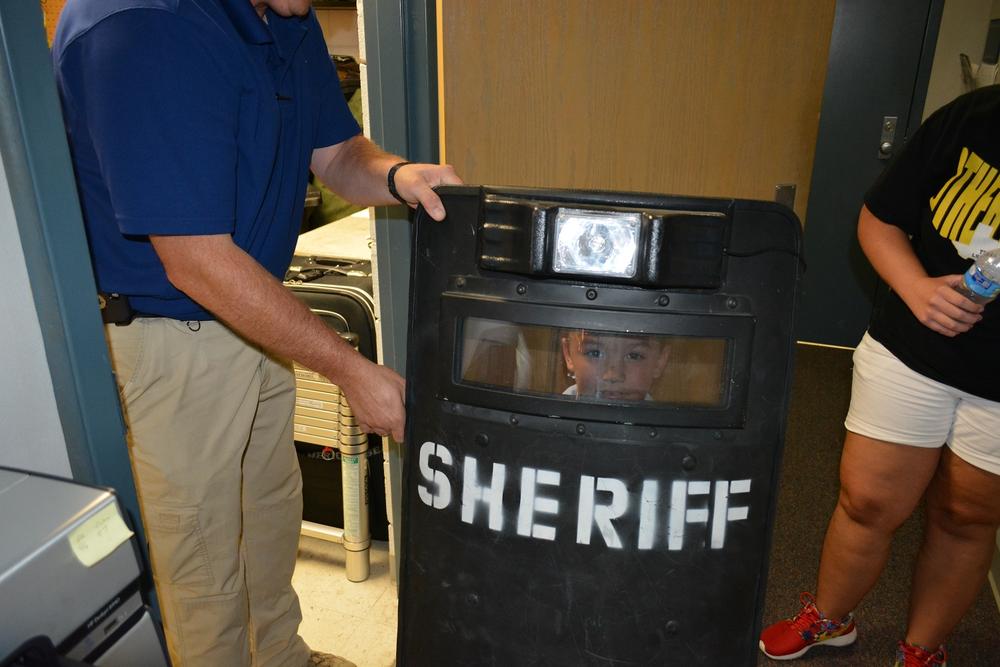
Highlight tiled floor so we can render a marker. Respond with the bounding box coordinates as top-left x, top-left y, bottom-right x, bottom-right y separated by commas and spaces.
293, 536, 397, 667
